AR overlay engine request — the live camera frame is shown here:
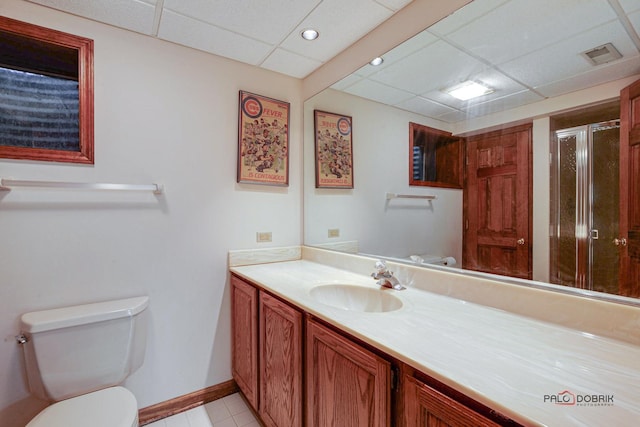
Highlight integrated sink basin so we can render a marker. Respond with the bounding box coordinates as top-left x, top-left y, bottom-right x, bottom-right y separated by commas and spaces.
309, 284, 403, 313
